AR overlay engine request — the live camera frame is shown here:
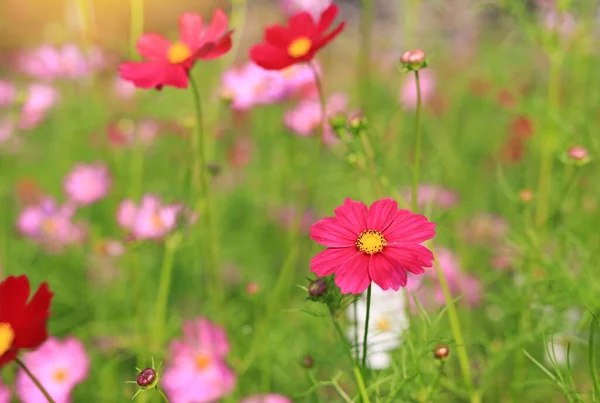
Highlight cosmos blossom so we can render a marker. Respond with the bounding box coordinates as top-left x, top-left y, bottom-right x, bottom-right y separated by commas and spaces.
250, 4, 345, 70
119, 10, 233, 89
0, 275, 53, 368
310, 198, 436, 294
